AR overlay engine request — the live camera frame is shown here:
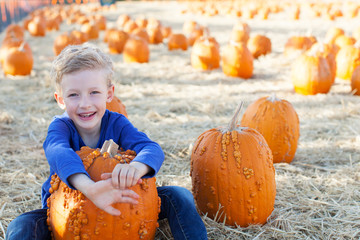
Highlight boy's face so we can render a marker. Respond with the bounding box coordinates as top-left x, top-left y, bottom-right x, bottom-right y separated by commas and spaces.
54, 69, 114, 134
